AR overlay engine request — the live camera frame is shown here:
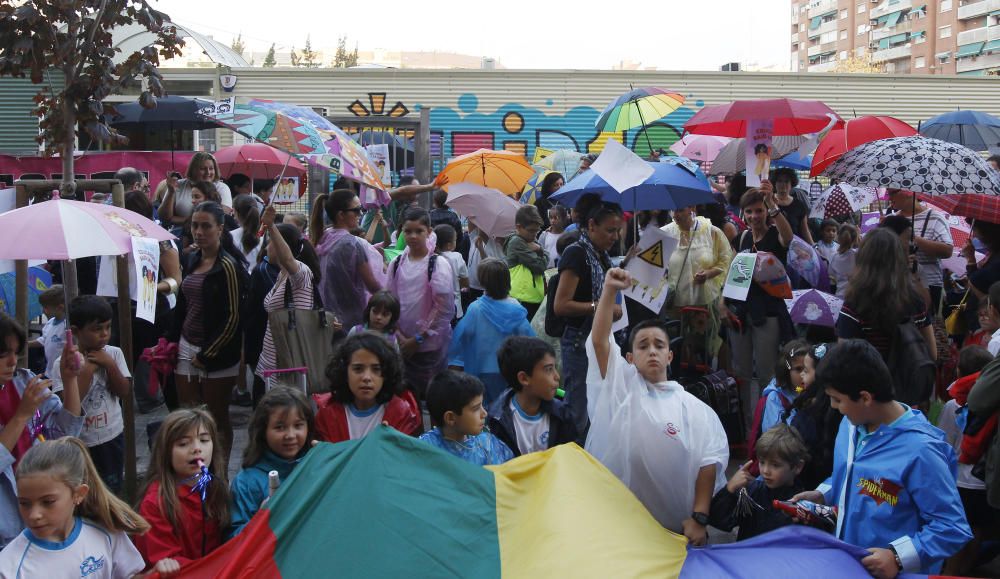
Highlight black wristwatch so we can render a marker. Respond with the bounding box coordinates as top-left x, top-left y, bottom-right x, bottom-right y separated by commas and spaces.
691, 511, 709, 527
889, 545, 903, 571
